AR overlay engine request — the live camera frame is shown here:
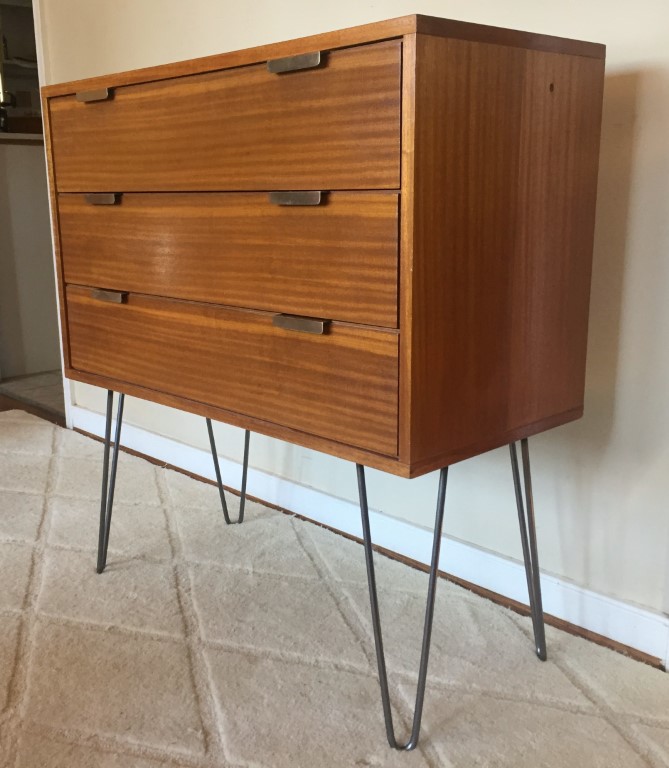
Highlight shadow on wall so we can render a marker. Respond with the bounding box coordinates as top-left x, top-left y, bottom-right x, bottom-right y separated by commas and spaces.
545, 67, 669, 610
581, 70, 639, 450
543, 71, 638, 595
551, 70, 639, 605
491, 71, 632, 595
